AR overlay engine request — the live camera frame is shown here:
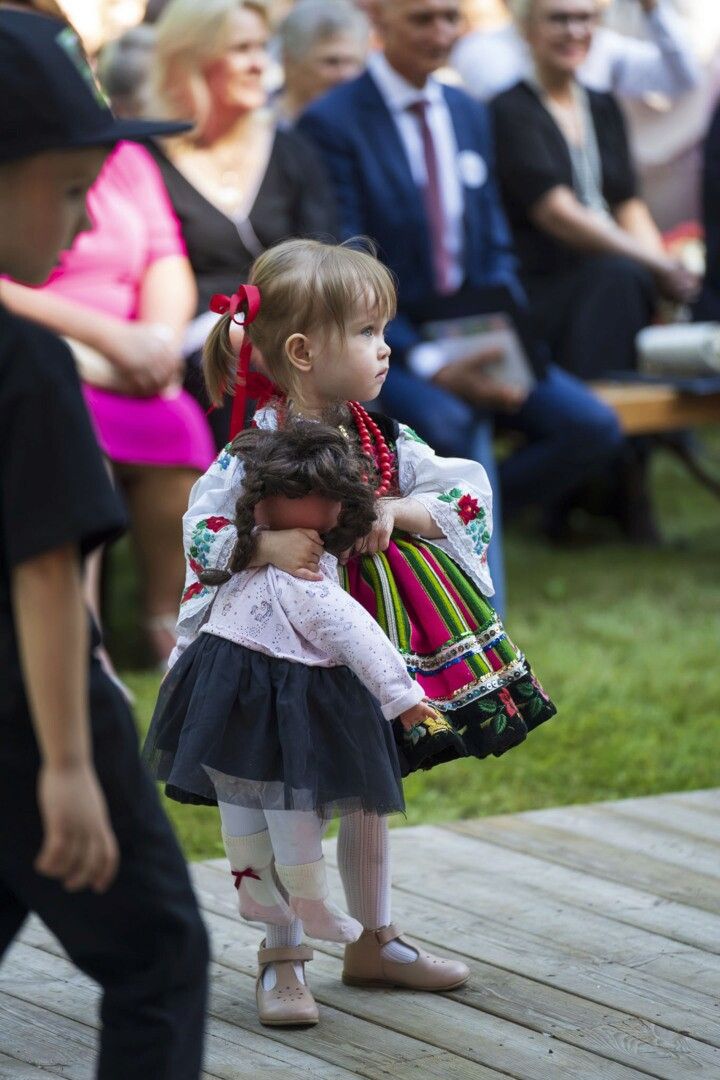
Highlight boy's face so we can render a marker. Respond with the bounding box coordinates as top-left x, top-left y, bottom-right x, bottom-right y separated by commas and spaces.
0, 146, 107, 285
